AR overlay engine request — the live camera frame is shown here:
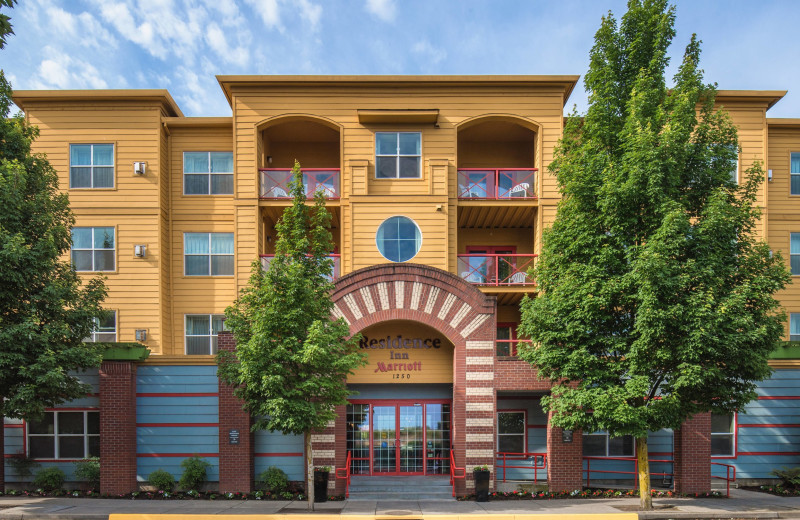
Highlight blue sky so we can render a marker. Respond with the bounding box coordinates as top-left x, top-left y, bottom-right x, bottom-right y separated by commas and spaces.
4, 0, 799, 118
